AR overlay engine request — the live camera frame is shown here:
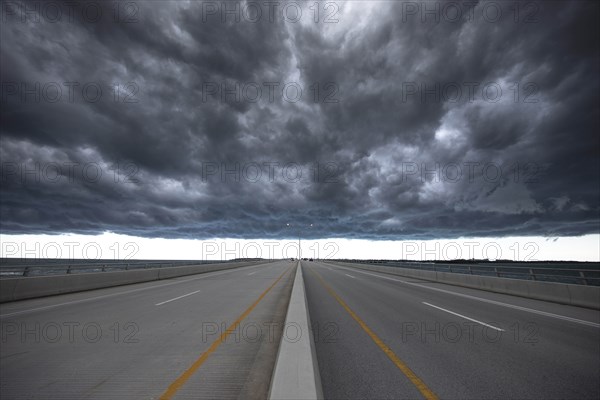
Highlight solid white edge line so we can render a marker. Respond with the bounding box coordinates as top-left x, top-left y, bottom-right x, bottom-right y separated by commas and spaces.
345, 274, 356, 279
324, 263, 600, 329
423, 301, 505, 331
155, 290, 201, 306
